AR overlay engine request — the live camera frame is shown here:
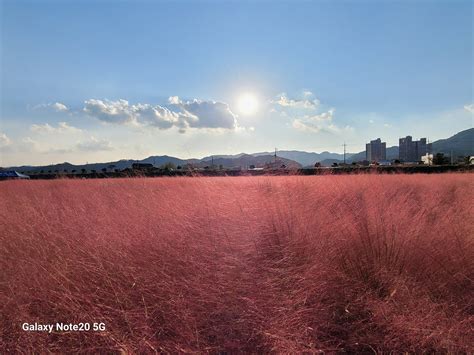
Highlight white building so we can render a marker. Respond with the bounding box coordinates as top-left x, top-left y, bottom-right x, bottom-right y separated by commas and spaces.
421, 153, 433, 165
